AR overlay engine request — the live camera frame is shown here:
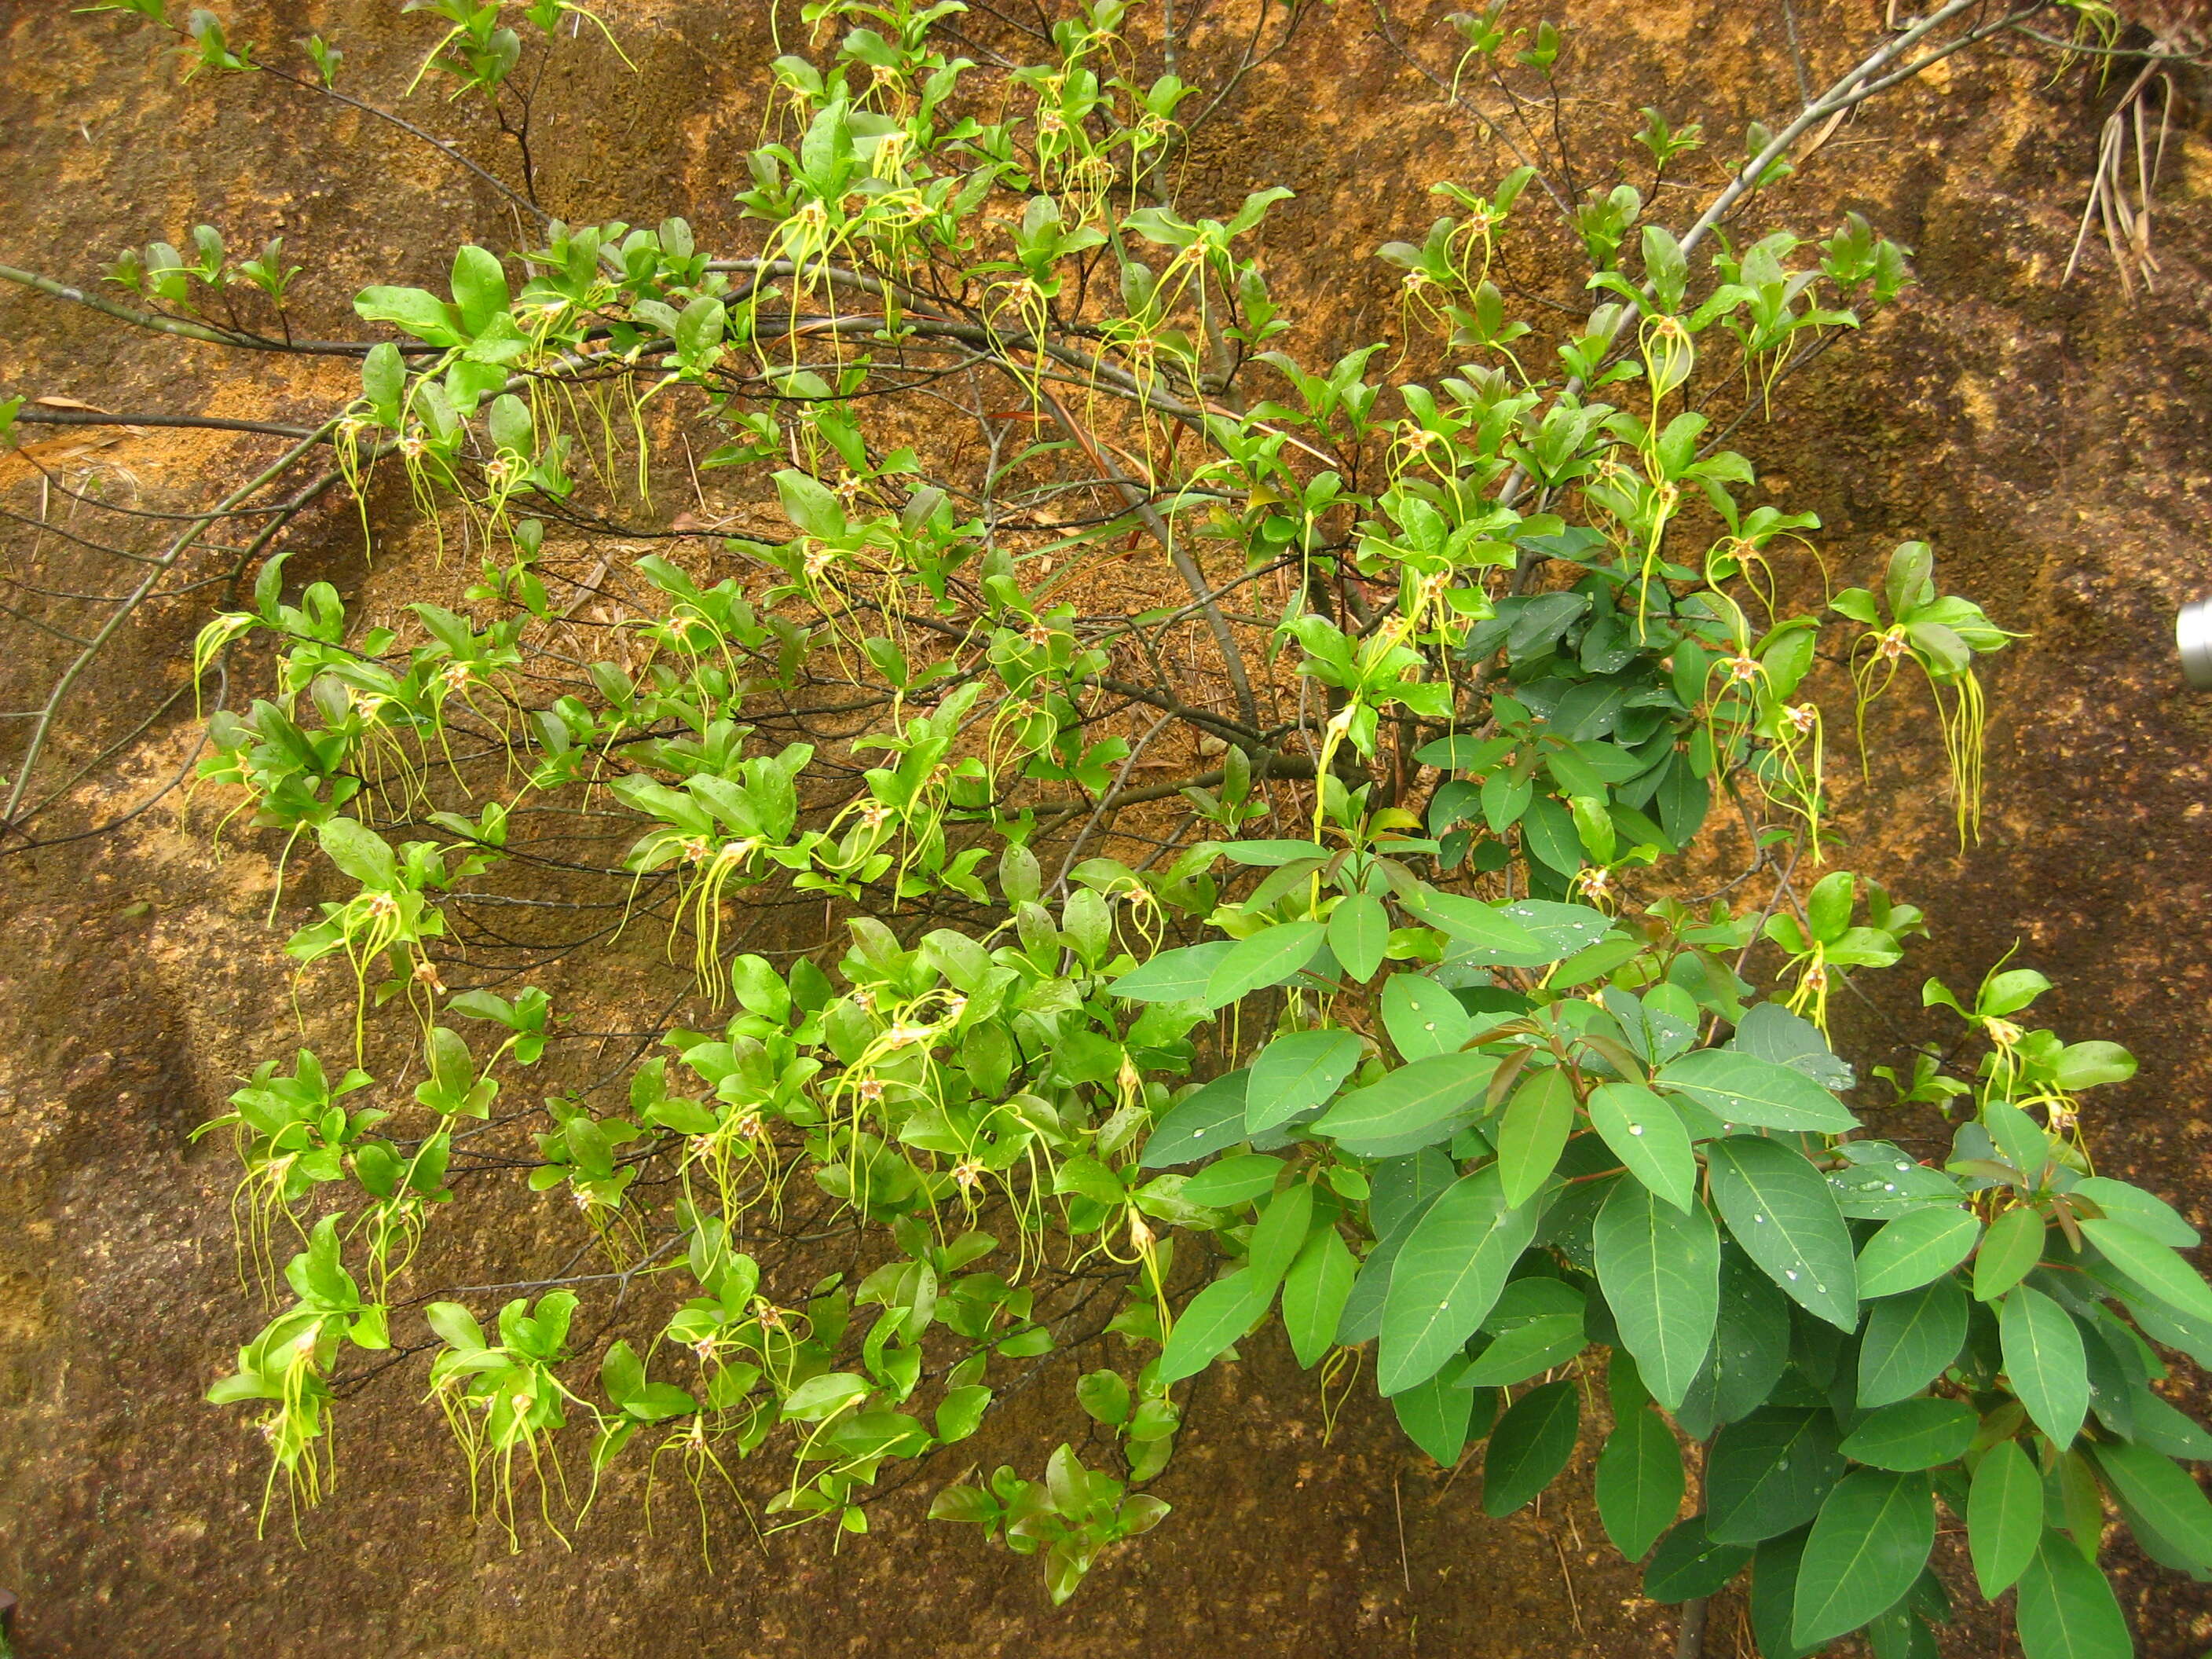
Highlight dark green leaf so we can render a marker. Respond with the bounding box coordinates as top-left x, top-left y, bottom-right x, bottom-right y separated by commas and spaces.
1111, 940, 1236, 1002
1751, 1528, 1821, 1659
1393, 1366, 1478, 1466
1708, 1408, 1846, 1544
1139, 1070, 1250, 1167
1312, 1051, 1494, 1145
1839, 1399, 1976, 1471
1595, 1403, 1685, 1559
1644, 1515, 1753, 1602
1247, 1028, 1364, 1133
1481, 1379, 1580, 1517
2089, 1438, 2212, 1567
1657, 1050, 1858, 1133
